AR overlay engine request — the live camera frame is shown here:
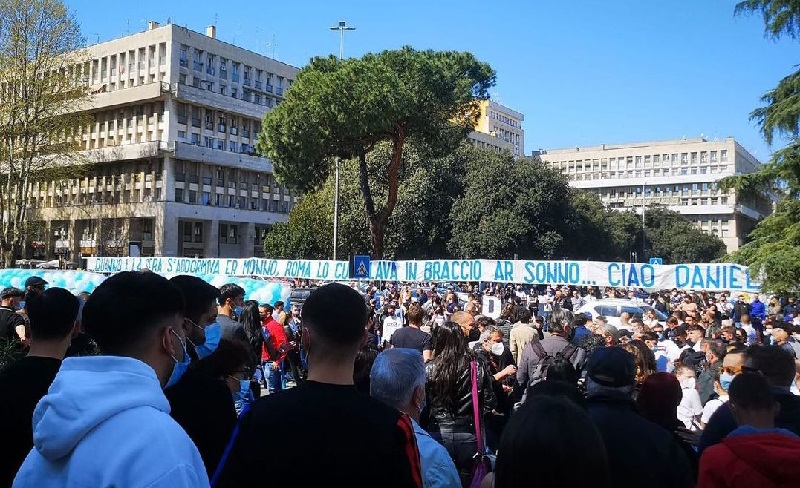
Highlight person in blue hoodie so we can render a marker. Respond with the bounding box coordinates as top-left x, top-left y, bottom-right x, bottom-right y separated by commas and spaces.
12, 271, 210, 488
